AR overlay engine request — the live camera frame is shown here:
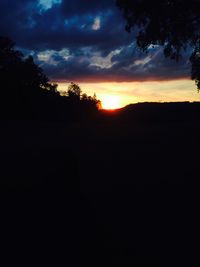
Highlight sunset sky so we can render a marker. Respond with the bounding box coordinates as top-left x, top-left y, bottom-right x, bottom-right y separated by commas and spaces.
1, 0, 199, 108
